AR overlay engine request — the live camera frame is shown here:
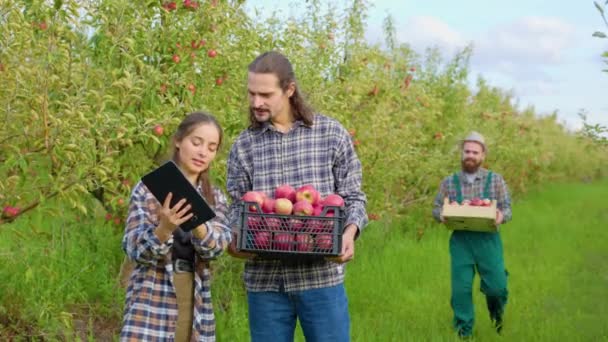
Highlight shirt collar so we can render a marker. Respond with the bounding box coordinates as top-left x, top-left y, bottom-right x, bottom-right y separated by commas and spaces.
253, 119, 311, 136
460, 168, 487, 182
